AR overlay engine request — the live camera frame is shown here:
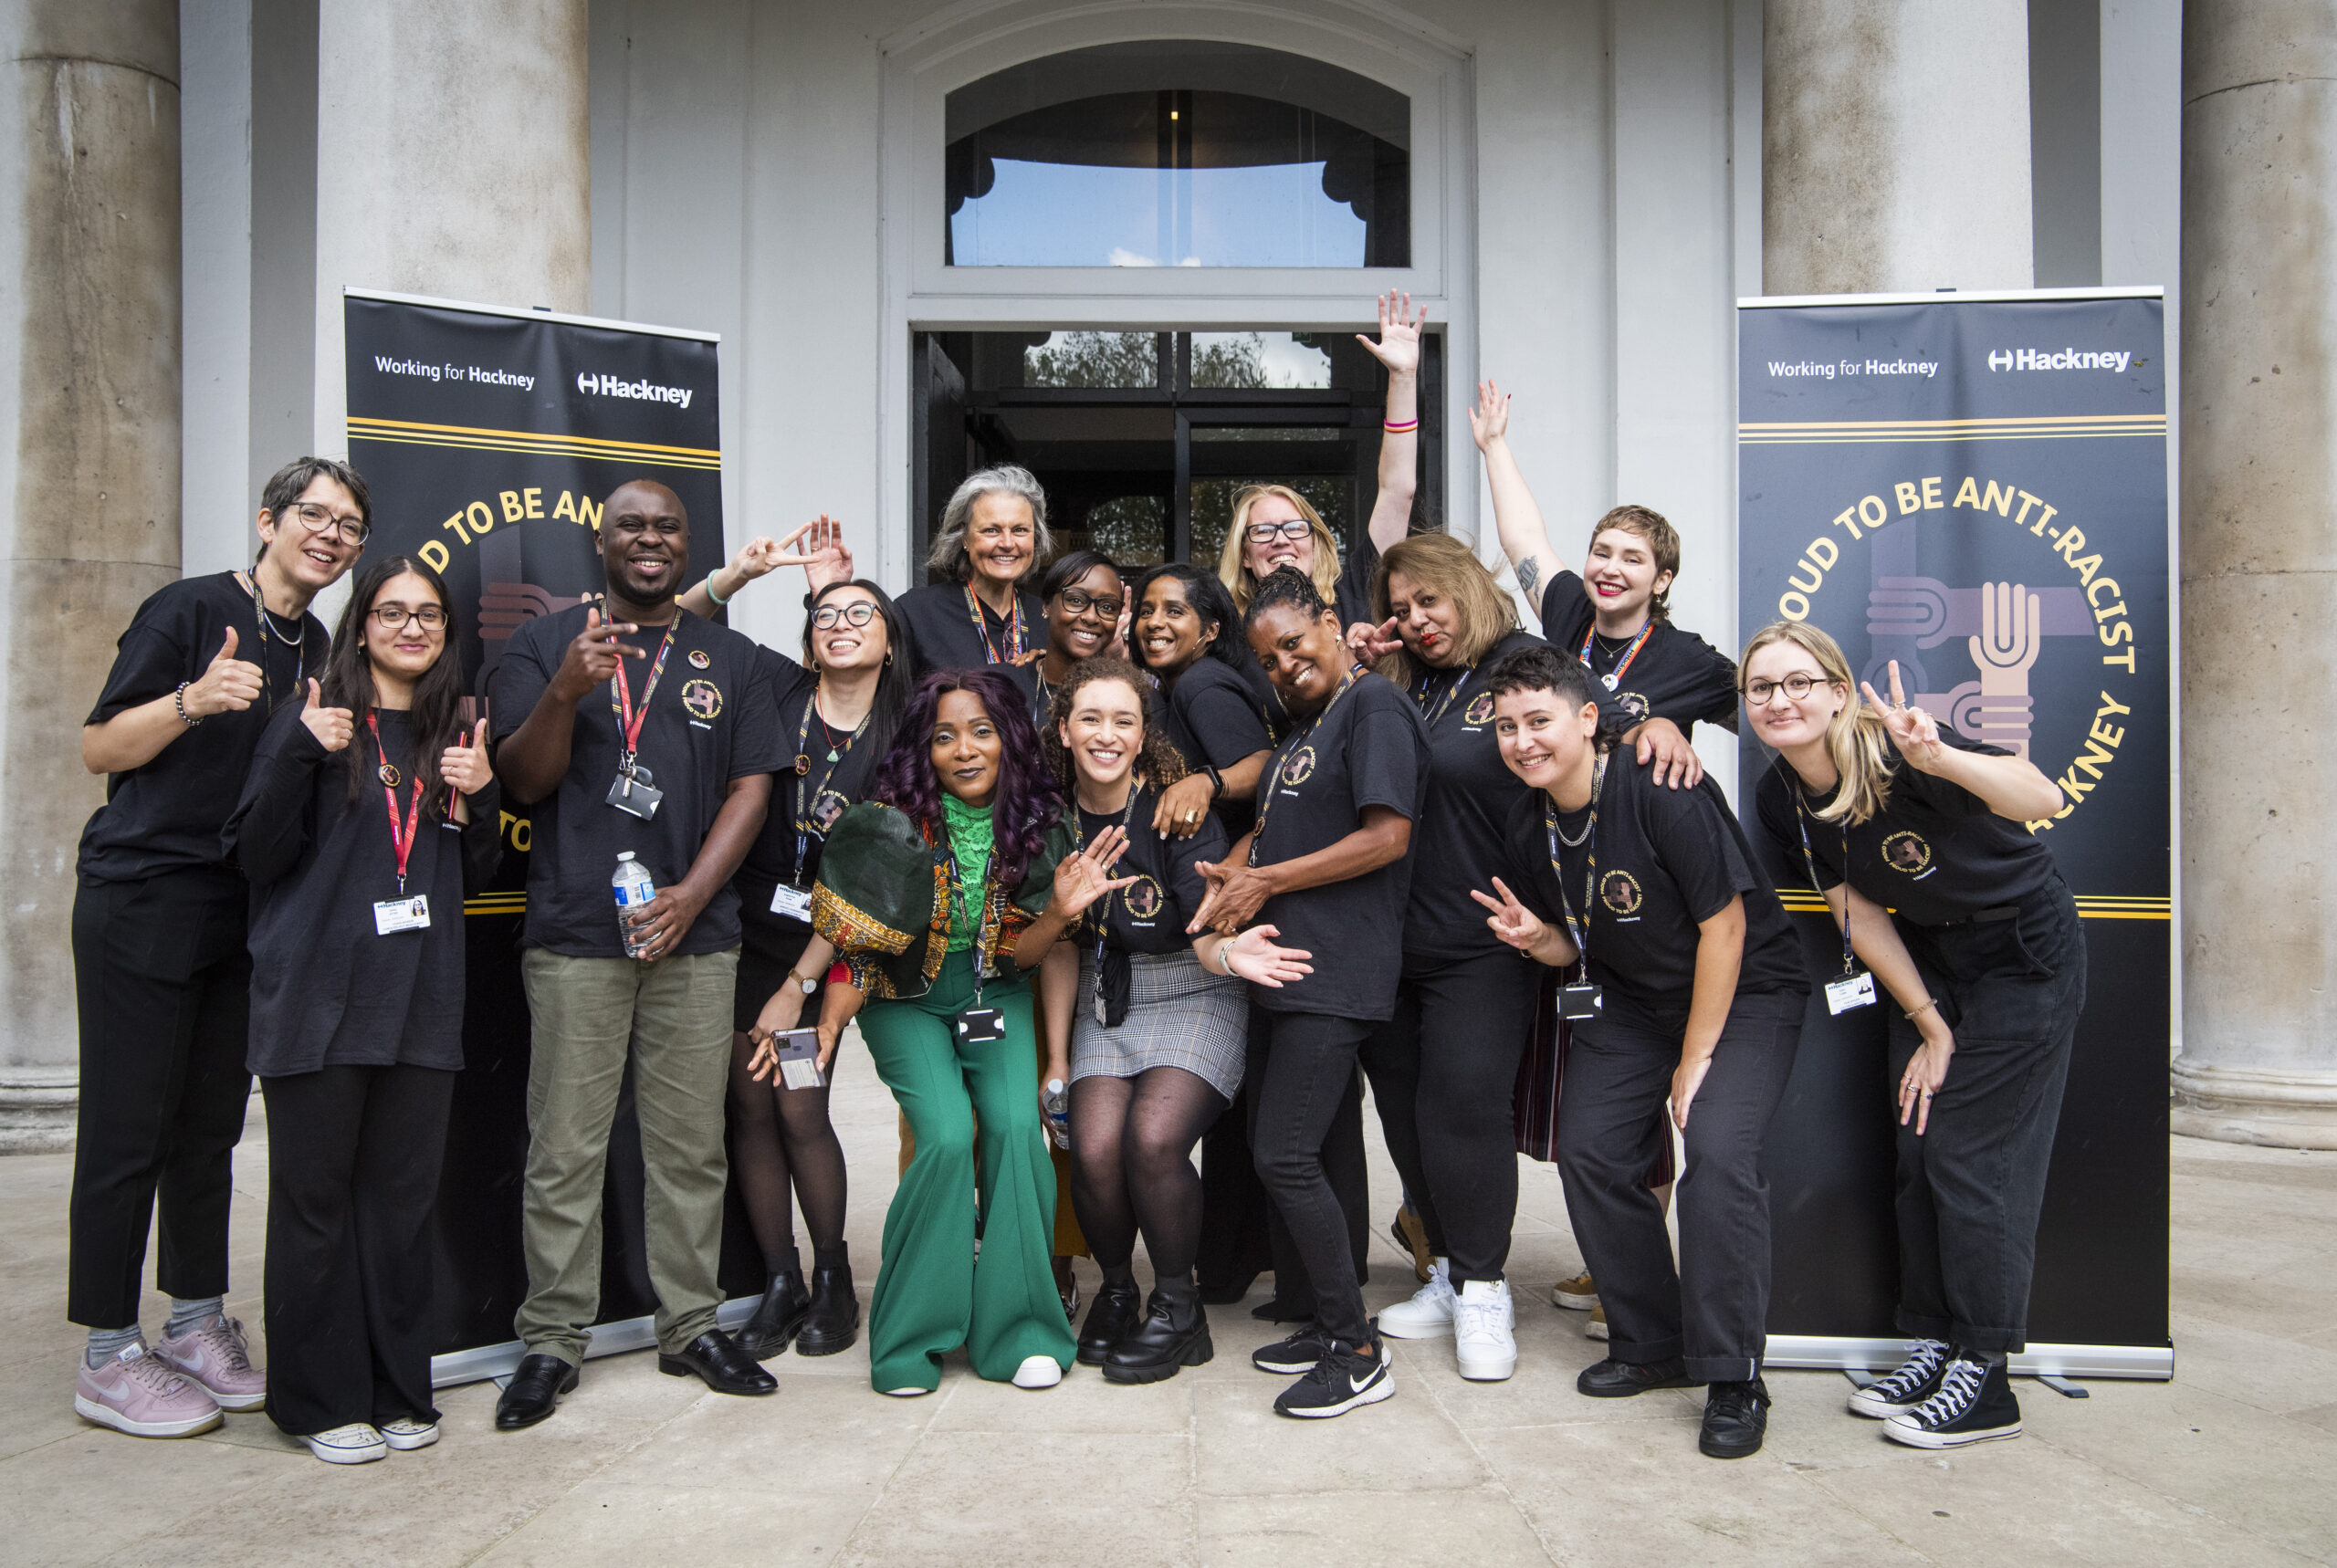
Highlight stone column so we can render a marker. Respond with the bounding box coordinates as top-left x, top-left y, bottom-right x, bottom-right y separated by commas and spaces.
2170, 7, 2337, 1148
1763, 0, 2033, 294
0, 3, 181, 1151
310, 0, 591, 479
